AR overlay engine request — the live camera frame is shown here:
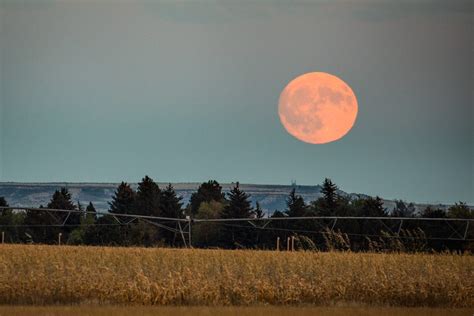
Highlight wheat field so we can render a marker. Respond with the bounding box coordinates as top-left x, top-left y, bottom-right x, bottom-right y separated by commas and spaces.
0, 306, 473, 316
0, 245, 472, 307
